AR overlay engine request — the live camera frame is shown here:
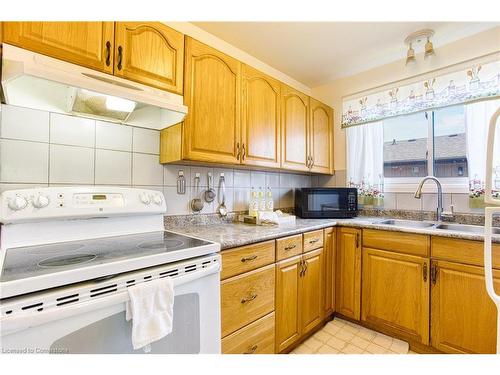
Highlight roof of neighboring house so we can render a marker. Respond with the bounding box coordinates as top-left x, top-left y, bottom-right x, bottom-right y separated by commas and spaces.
384, 133, 466, 163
